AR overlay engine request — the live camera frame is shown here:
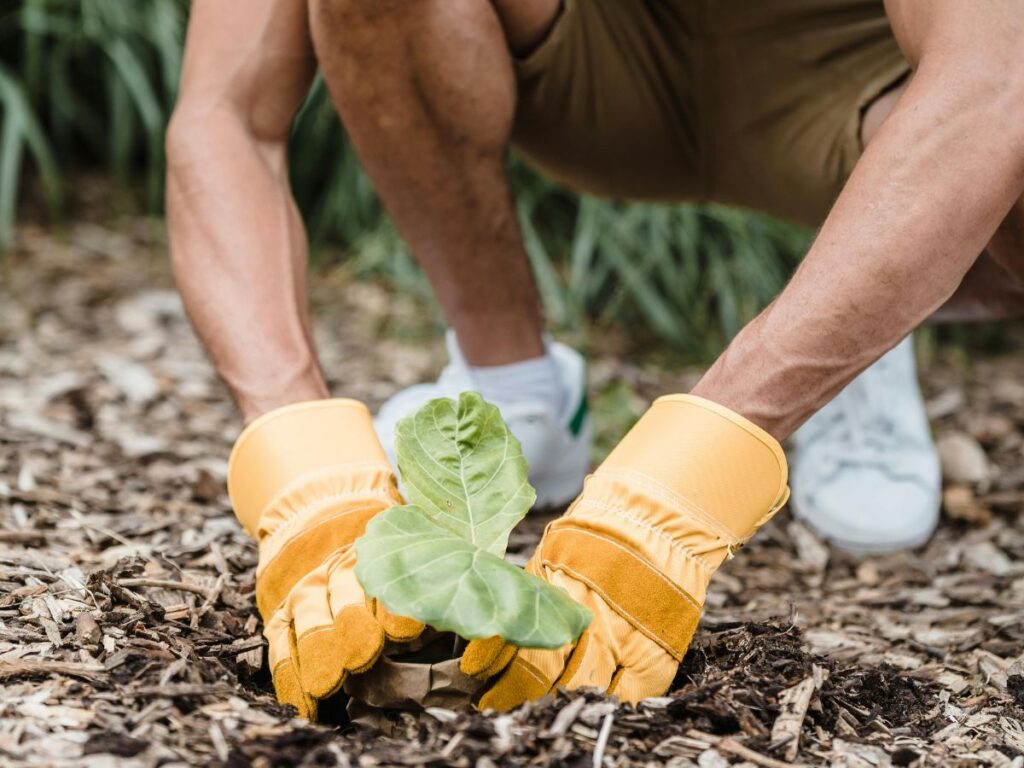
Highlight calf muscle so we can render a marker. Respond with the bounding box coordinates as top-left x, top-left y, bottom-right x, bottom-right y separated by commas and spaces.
308, 0, 551, 365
